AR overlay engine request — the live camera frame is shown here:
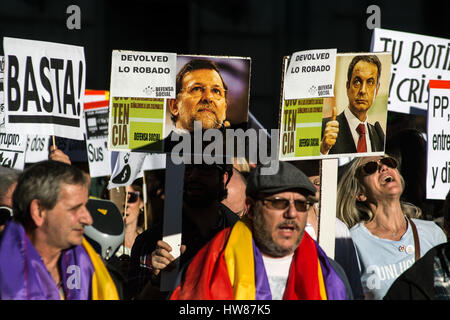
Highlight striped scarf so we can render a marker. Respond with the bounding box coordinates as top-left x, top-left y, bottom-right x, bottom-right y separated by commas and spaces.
170, 219, 346, 300
0, 221, 119, 300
